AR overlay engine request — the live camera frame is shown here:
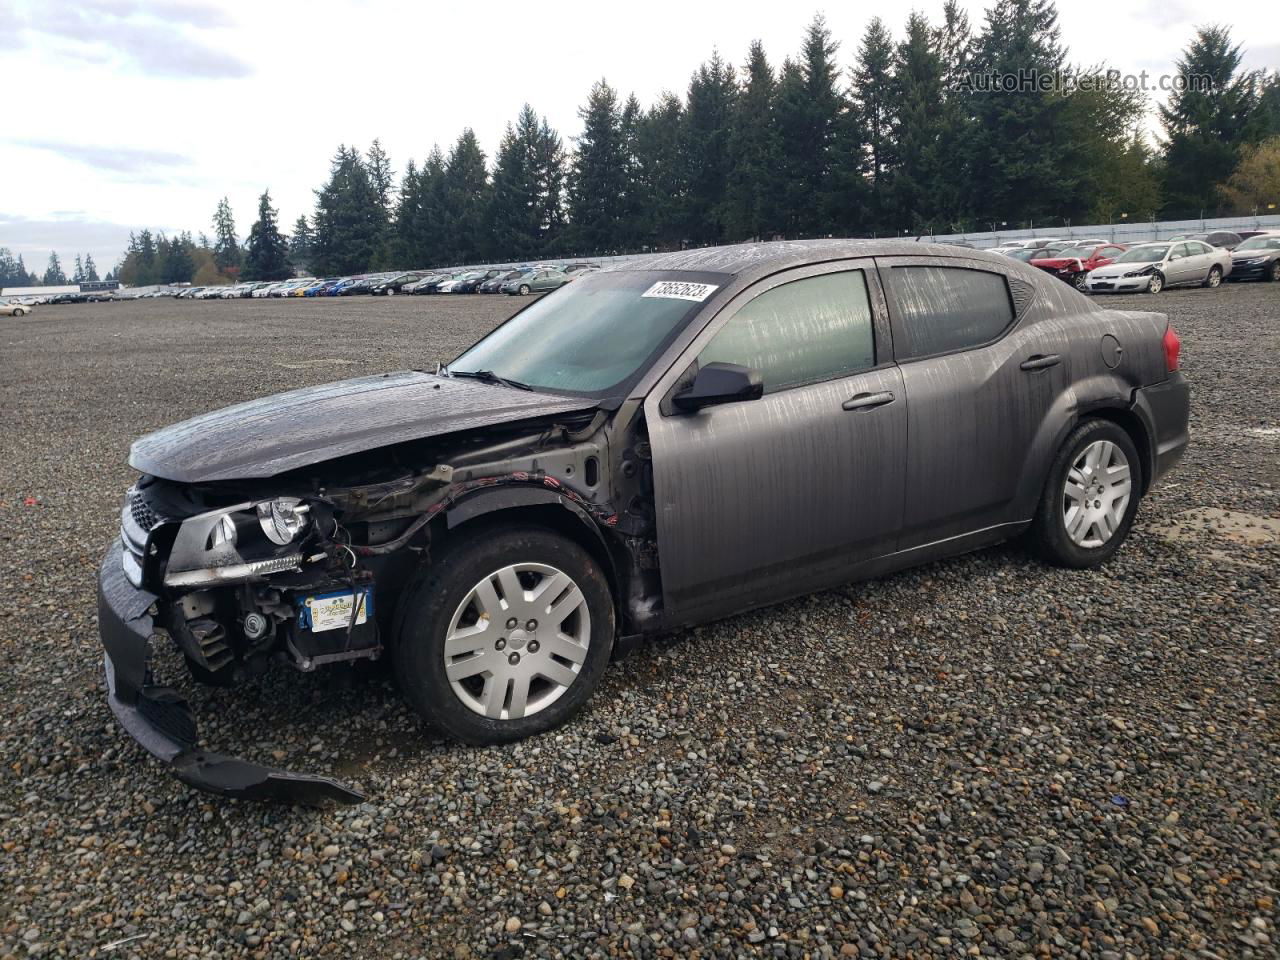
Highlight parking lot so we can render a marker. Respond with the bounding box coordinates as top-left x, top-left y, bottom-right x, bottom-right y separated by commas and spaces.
1, 284, 1277, 958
